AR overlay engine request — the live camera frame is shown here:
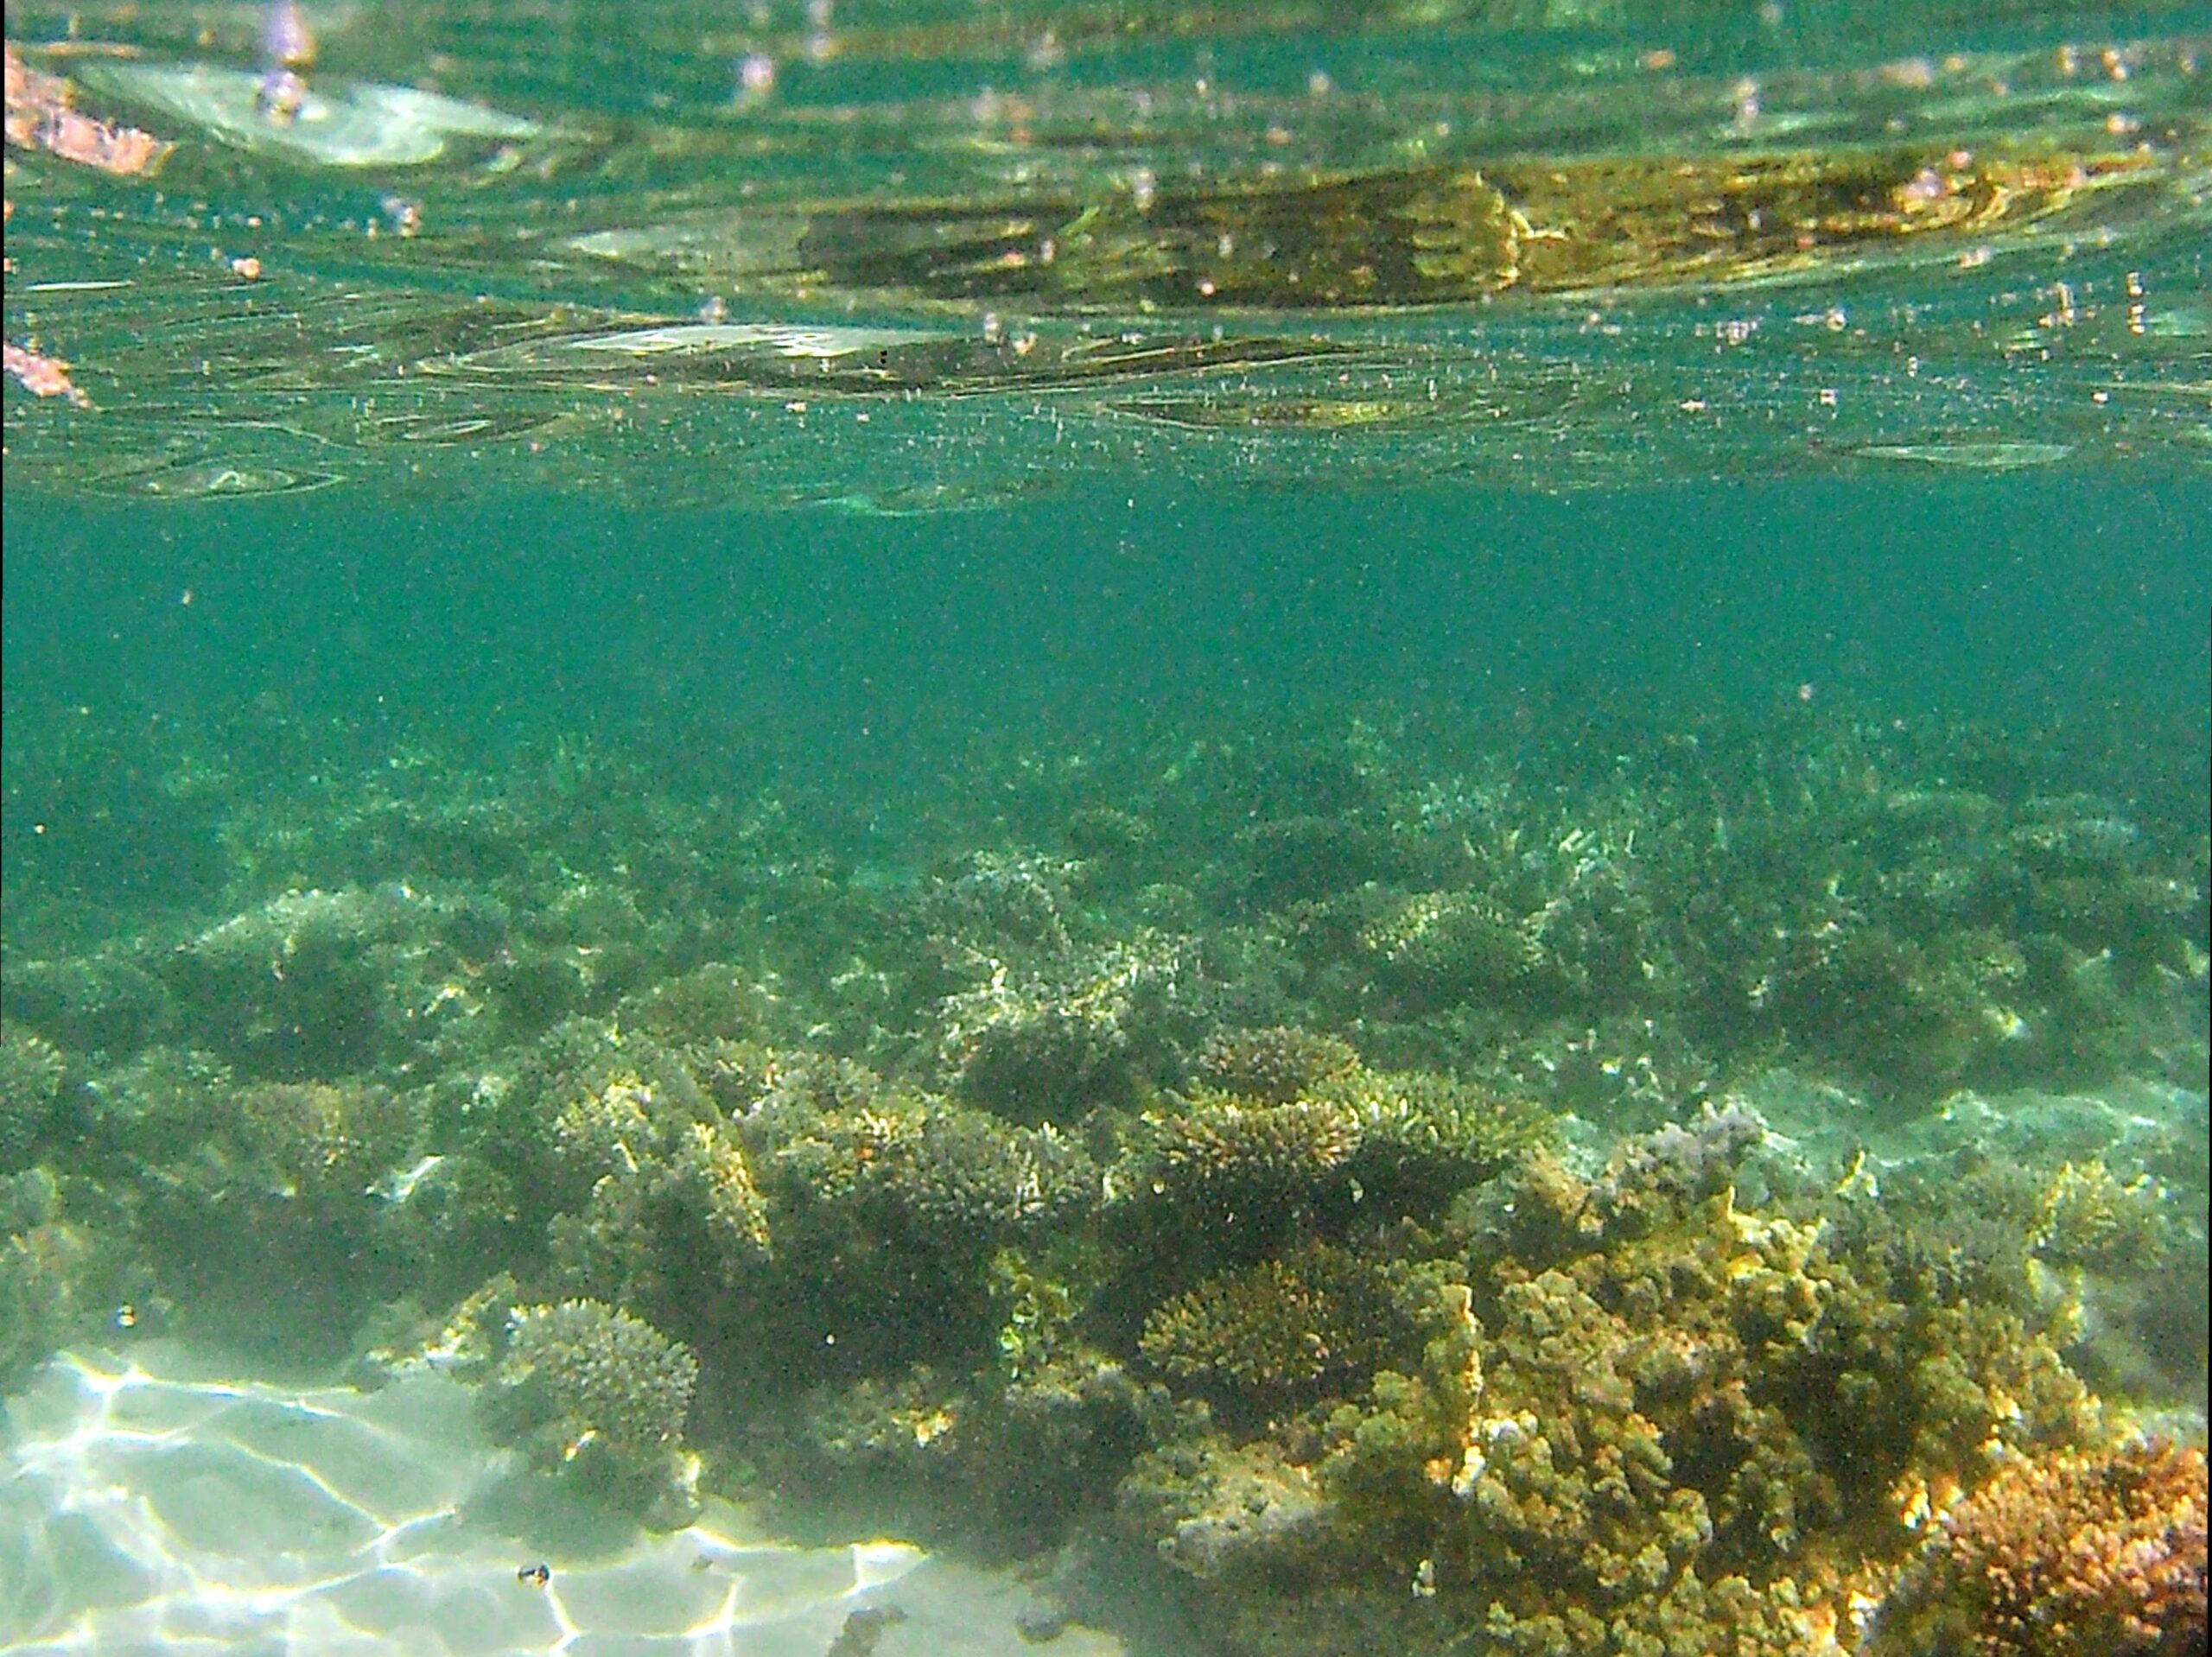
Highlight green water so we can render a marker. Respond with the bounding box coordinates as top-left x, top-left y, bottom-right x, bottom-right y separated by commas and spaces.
3, 3, 2209, 1654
